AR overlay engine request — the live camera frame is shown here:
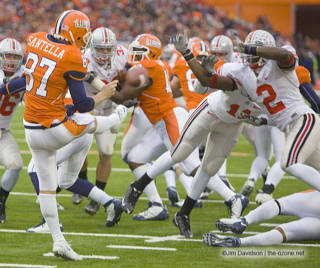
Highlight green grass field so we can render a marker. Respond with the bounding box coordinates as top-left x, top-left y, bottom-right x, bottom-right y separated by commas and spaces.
0, 105, 319, 268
